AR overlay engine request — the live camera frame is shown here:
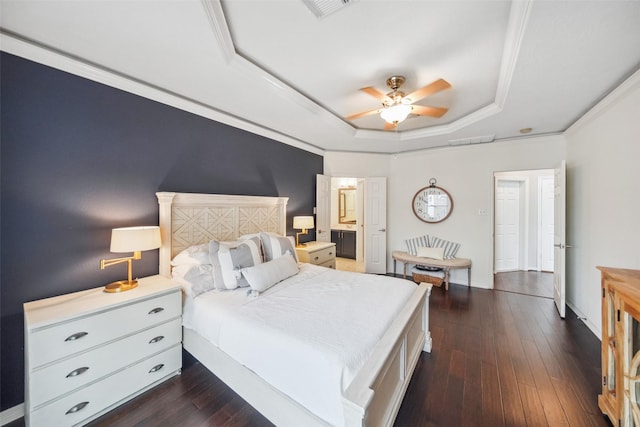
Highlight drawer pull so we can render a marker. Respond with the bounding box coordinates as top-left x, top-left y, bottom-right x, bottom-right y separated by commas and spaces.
149, 363, 165, 373
66, 367, 89, 378
329, 252, 333, 256
65, 332, 88, 342
66, 401, 89, 415
148, 307, 164, 315
149, 335, 165, 344
314, 256, 319, 261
